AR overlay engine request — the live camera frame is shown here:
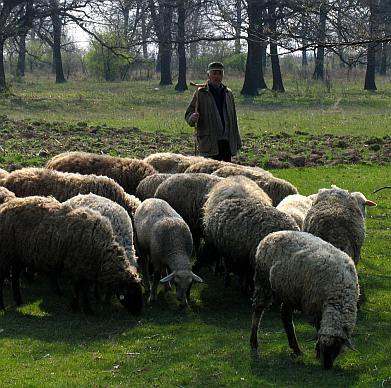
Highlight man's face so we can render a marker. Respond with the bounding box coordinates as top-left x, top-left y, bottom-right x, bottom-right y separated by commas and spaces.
208, 70, 224, 86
